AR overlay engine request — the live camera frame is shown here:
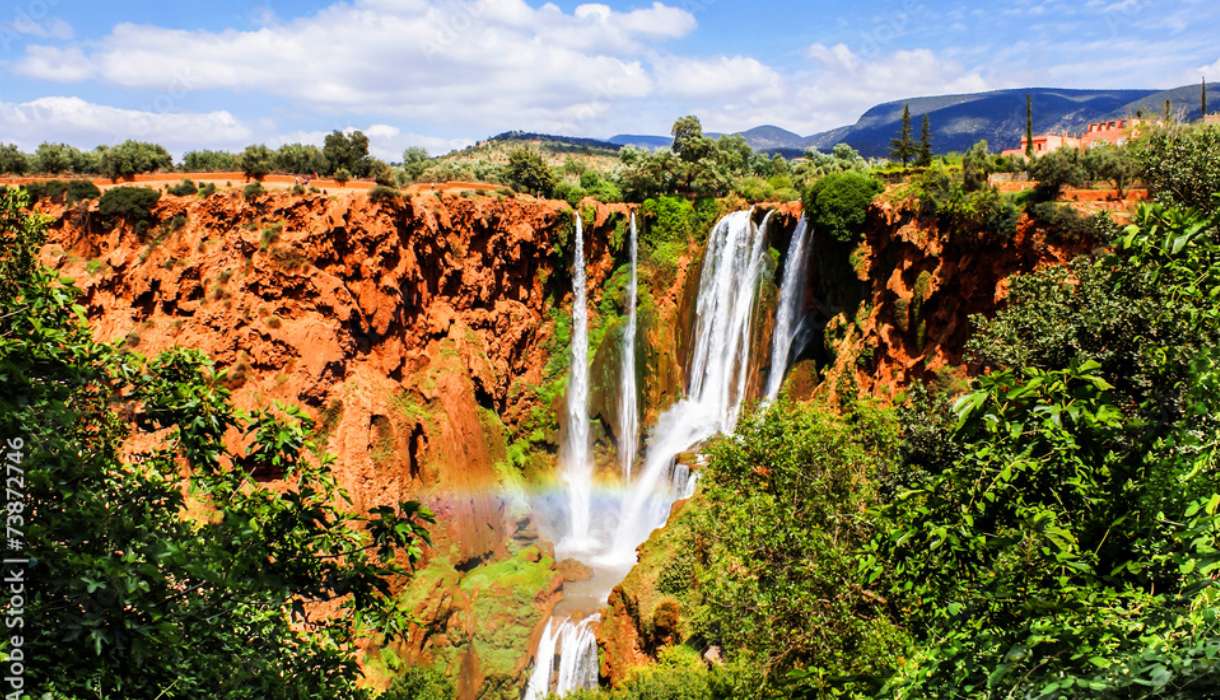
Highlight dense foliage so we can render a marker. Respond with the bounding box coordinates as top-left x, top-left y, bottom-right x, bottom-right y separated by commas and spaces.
803, 171, 884, 243
588, 137, 1220, 699
0, 188, 435, 698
